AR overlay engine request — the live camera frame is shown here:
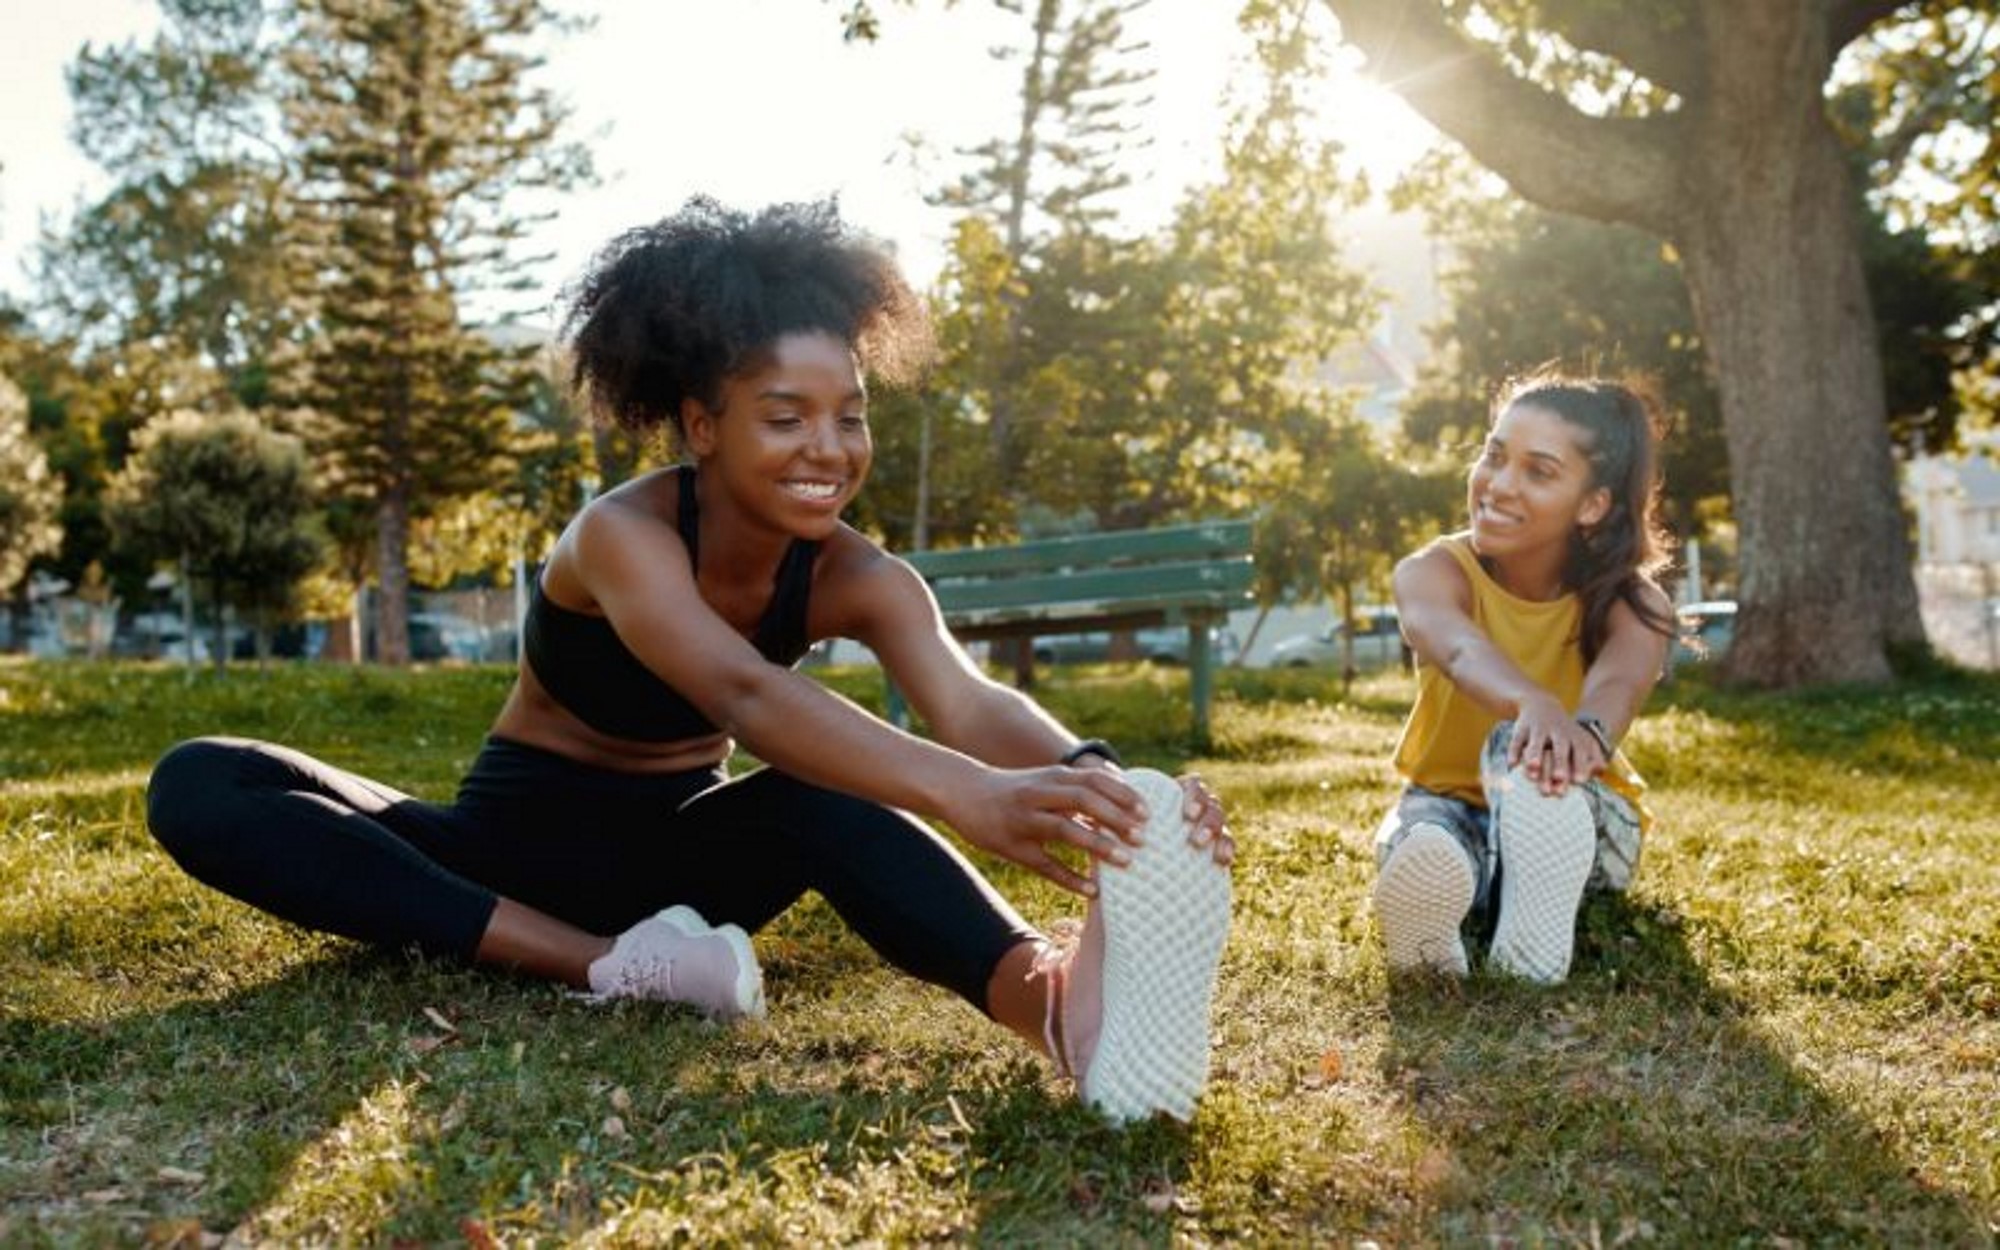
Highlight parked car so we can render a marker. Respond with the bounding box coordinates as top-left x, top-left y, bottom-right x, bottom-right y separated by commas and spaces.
409, 612, 491, 662
1267, 606, 1406, 672
1031, 625, 1240, 666
1671, 599, 1737, 667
